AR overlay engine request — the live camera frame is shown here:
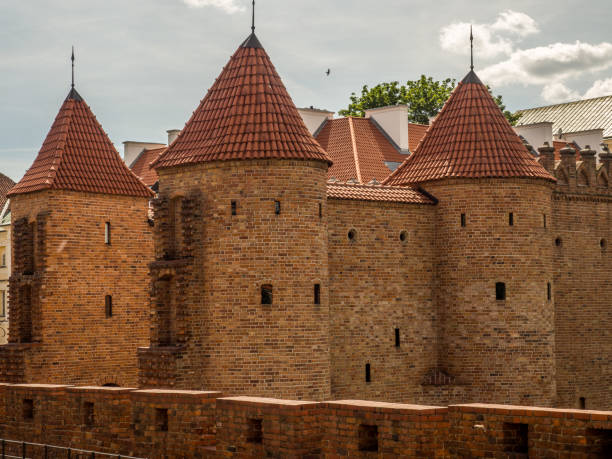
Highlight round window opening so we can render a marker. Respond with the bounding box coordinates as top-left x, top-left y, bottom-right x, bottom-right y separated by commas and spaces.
555, 237, 562, 247
399, 231, 408, 242
600, 239, 607, 249
348, 229, 357, 241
